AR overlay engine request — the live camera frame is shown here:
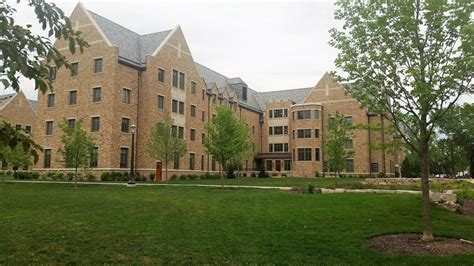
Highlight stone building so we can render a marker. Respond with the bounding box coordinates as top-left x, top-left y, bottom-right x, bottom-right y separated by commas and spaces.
32, 3, 402, 178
